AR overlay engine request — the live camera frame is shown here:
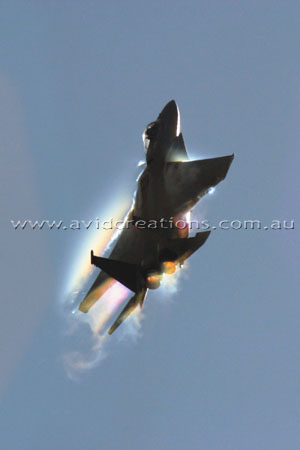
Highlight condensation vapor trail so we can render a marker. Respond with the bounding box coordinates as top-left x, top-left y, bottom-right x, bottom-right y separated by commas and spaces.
61, 196, 143, 380
61, 192, 191, 380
